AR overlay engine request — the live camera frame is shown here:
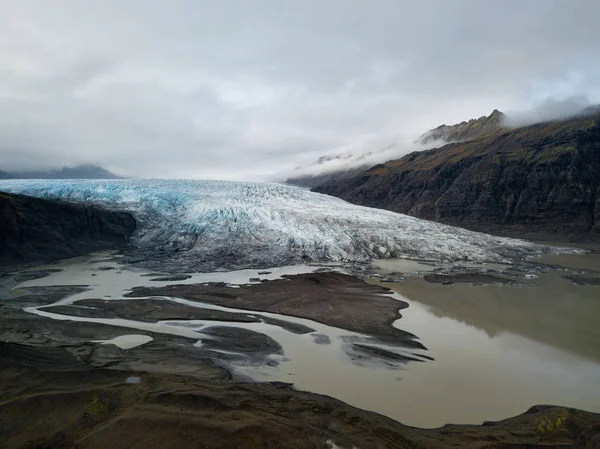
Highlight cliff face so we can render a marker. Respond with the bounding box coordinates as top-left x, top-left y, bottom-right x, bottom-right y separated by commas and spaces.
0, 192, 136, 265
417, 109, 505, 144
314, 113, 600, 240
